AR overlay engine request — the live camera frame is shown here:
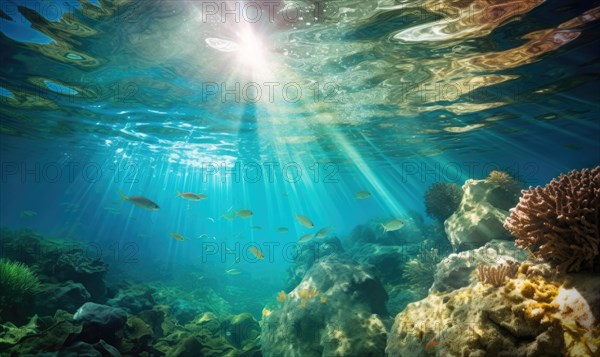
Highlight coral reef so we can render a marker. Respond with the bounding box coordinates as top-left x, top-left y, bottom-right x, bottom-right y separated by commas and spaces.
445, 177, 521, 251
477, 261, 520, 287
387, 262, 600, 356
262, 256, 388, 357
504, 166, 600, 273
425, 182, 463, 222
431, 240, 526, 293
